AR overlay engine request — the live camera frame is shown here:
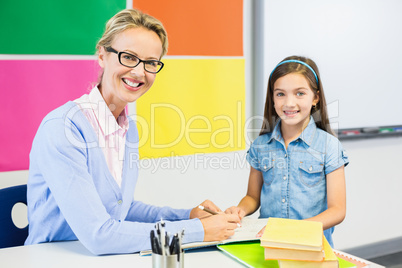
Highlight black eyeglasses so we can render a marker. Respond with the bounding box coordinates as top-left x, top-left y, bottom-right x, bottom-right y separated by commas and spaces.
105, 47, 164, 74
